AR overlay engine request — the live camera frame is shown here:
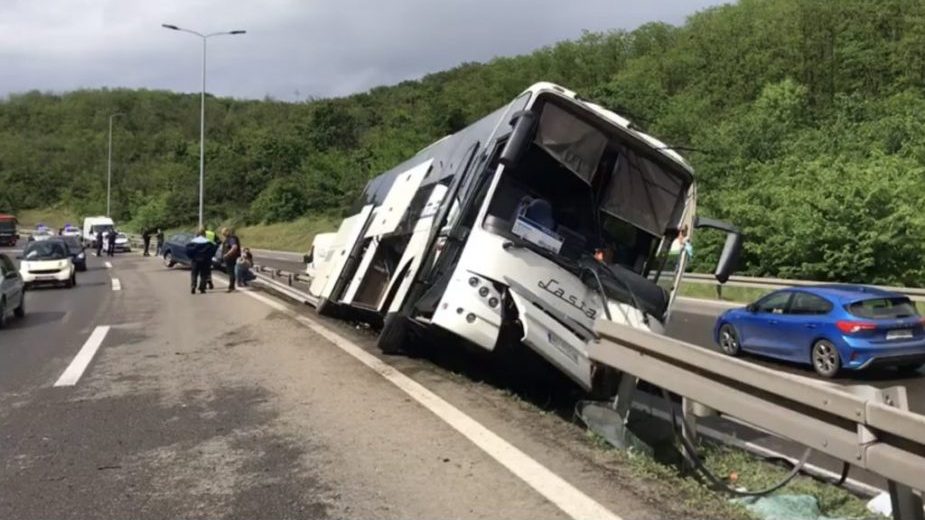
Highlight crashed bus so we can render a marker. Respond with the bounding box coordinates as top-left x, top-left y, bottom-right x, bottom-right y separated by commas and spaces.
306, 82, 741, 395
